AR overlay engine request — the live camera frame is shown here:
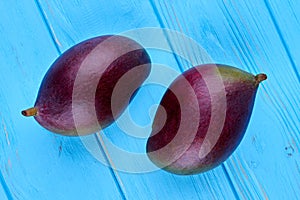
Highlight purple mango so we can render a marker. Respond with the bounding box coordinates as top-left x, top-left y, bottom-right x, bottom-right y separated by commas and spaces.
22, 35, 151, 136
146, 64, 266, 175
